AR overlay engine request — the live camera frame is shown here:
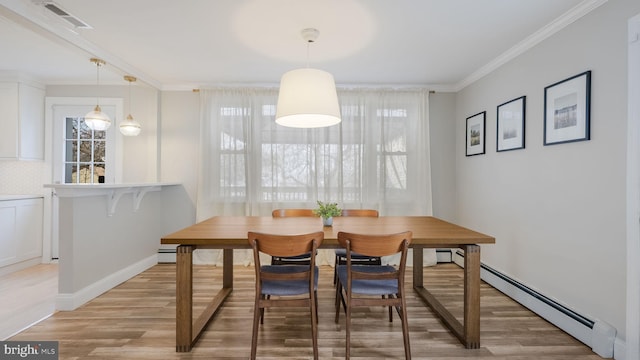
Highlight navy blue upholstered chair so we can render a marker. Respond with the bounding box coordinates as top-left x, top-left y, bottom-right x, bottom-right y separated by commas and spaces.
248, 231, 323, 360
334, 230, 412, 360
